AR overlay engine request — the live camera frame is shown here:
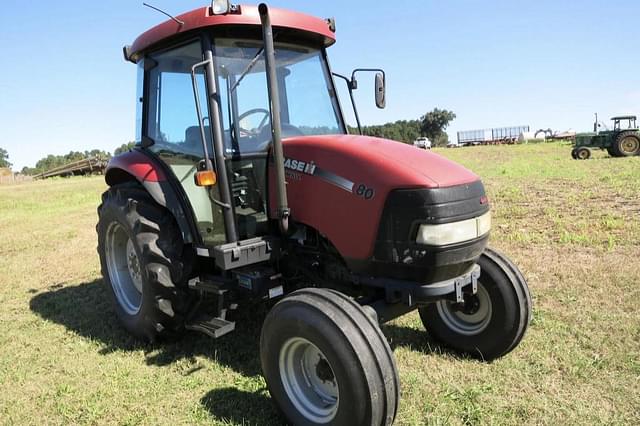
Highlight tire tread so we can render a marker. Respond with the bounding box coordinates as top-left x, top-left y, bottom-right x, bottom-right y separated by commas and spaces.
97, 182, 192, 342
419, 247, 532, 360
262, 288, 399, 425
